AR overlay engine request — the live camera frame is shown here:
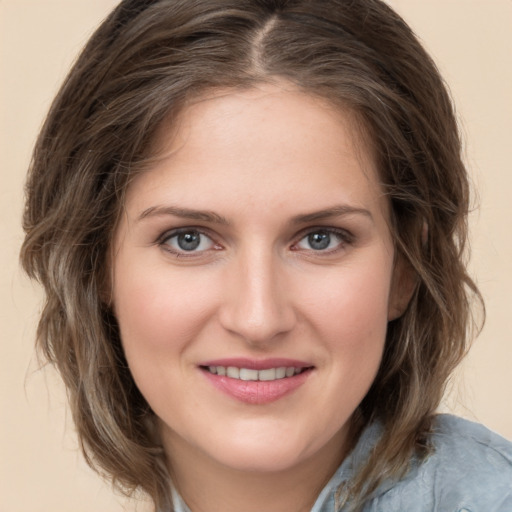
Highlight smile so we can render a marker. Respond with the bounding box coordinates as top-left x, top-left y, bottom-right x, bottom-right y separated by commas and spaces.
199, 359, 314, 404
204, 366, 306, 381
